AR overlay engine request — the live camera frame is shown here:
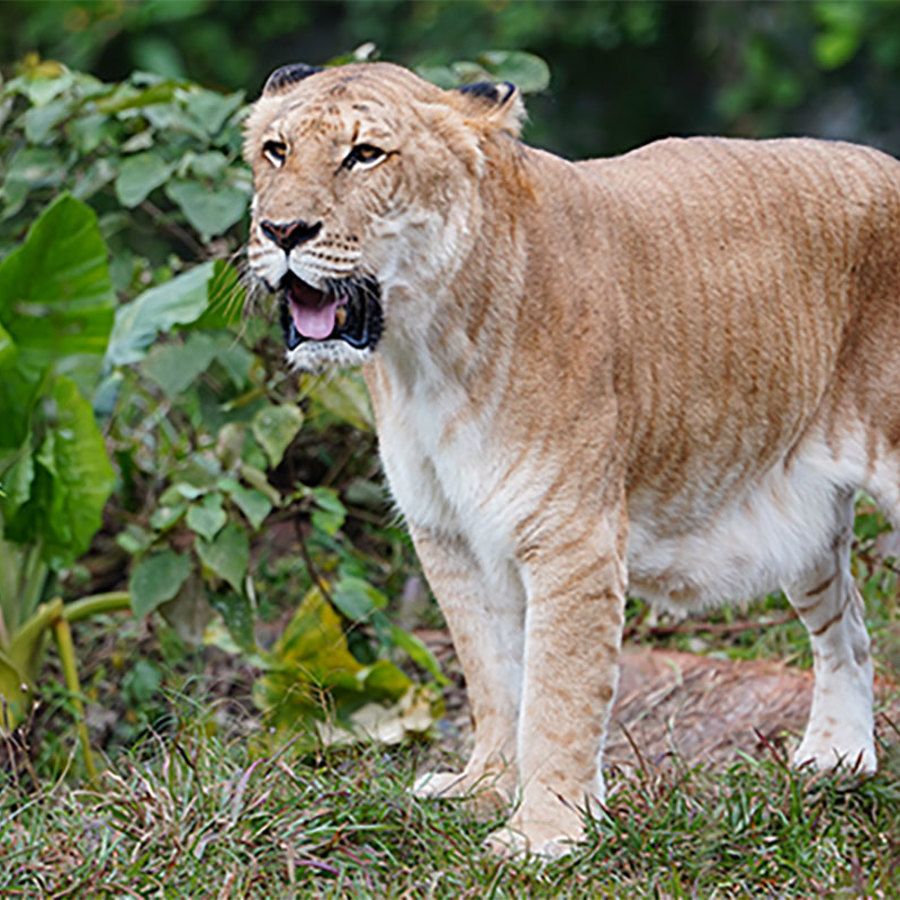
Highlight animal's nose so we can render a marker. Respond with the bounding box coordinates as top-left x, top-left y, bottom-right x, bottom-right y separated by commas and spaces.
260, 218, 322, 251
